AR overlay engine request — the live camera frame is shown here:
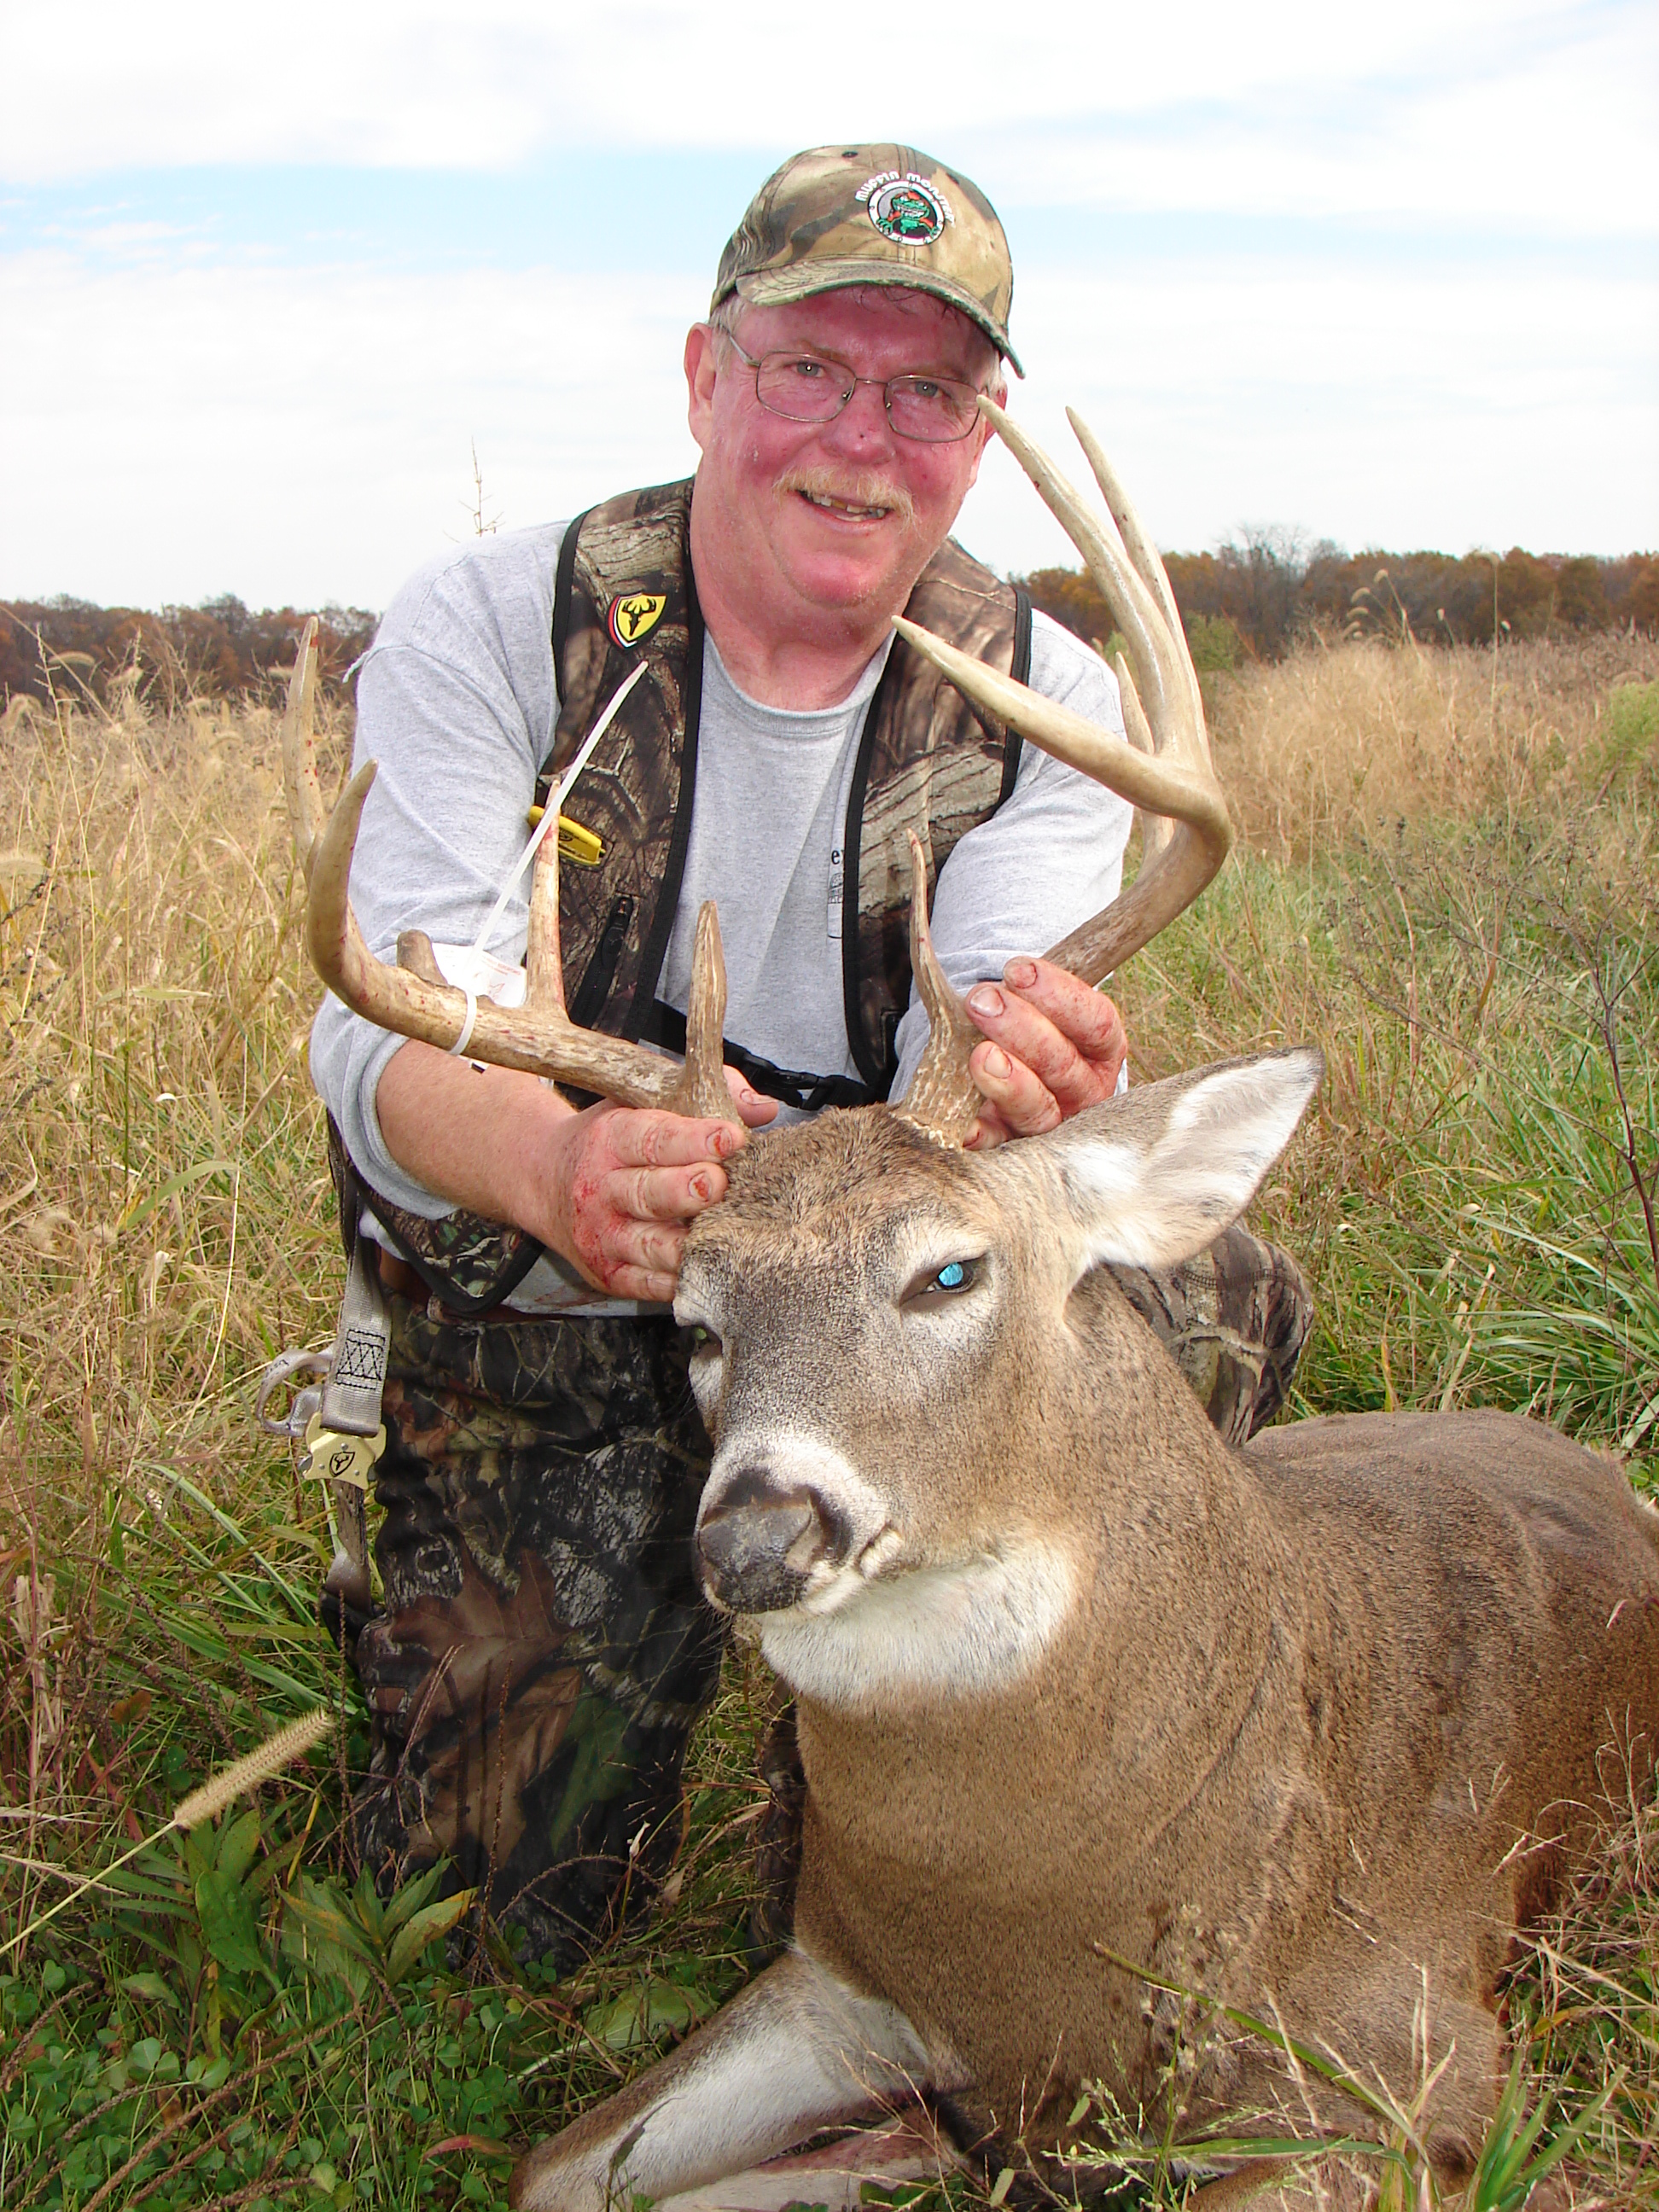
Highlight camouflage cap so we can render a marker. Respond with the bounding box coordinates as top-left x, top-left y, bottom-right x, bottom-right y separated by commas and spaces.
712, 144, 1022, 378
